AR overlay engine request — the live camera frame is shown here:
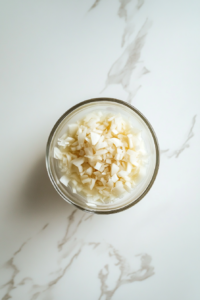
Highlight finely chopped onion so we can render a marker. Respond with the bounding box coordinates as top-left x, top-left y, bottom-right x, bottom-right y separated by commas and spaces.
54, 112, 148, 204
